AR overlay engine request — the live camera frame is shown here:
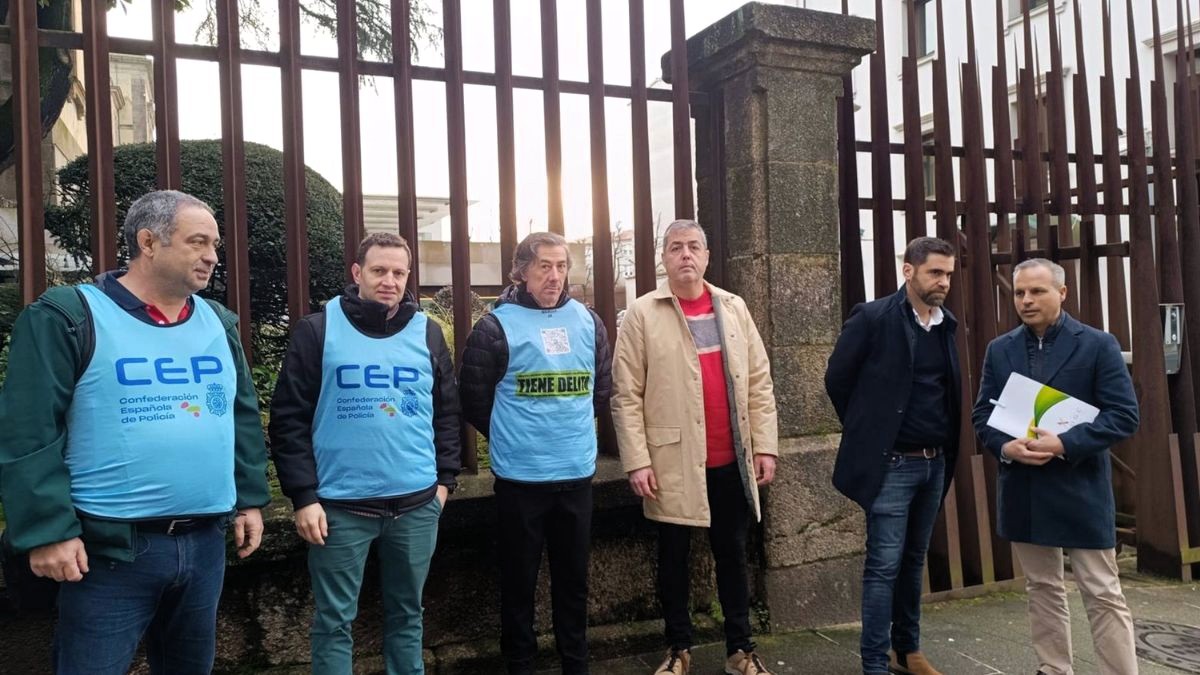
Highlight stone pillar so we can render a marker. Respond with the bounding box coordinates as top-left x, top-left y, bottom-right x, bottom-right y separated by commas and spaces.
666, 3, 874, 630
